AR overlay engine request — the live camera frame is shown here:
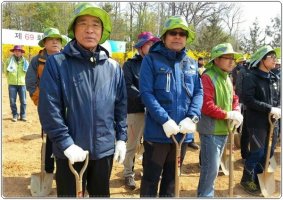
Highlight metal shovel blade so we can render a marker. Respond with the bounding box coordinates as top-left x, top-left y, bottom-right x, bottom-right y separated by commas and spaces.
234, 133, 241, 148
267, 156, 277, 173
257, 172, 275, 197
30, 172, 53, 196
30, 133, 53, 197
220, 146, 229, 176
